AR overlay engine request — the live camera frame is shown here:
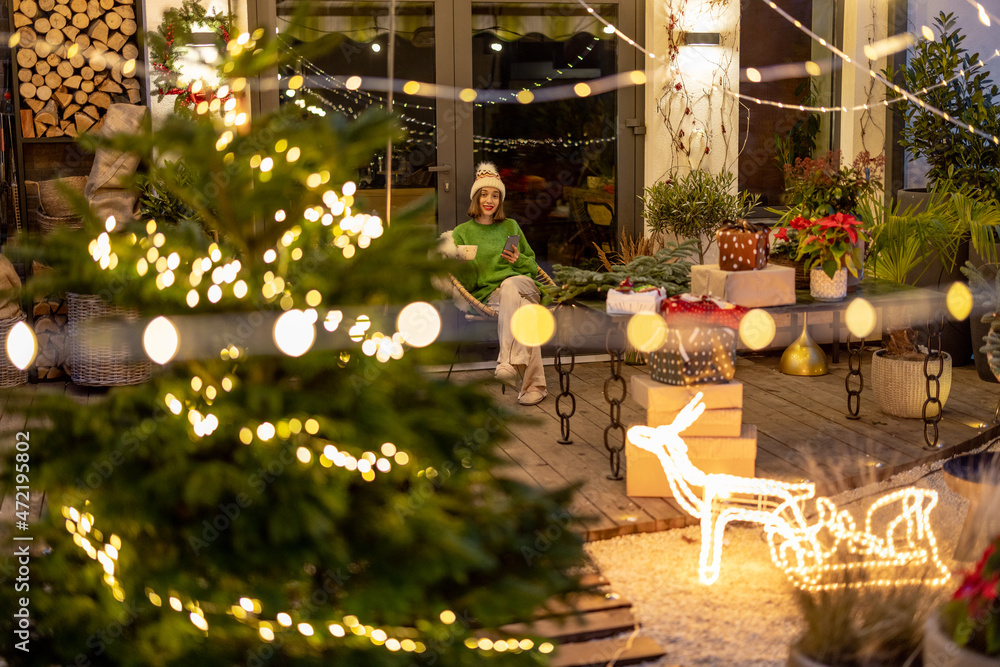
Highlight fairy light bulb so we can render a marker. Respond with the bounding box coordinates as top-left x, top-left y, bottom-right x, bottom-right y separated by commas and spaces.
143, 317, 180, 365
6, 321, 37, 370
